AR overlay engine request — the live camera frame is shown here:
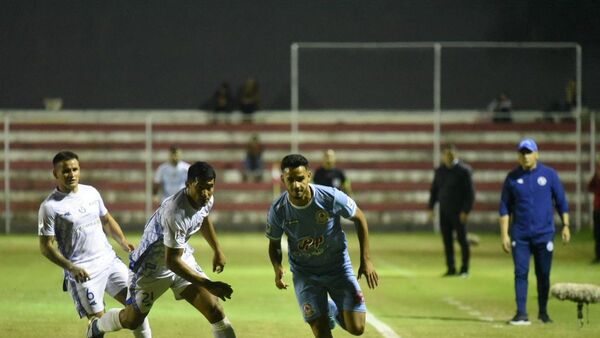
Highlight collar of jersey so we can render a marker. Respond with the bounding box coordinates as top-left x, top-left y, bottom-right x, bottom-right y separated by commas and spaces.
287, 185, 314, 210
